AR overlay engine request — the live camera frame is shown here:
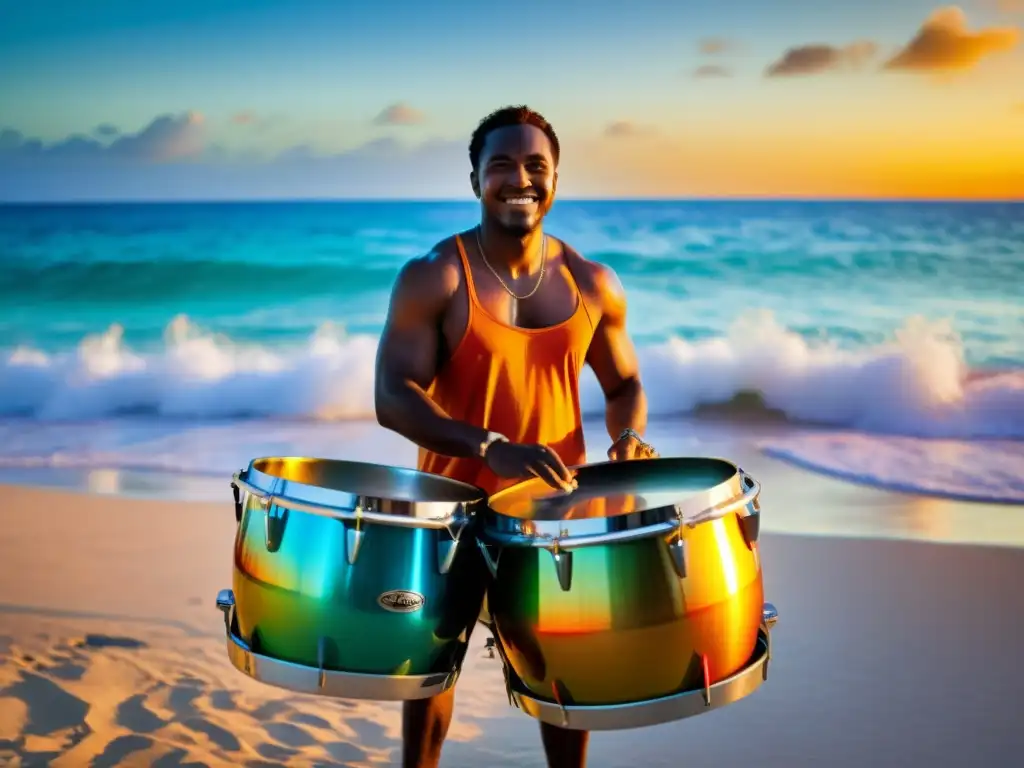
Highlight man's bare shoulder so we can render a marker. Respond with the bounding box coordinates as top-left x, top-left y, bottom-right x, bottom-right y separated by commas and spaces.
392, 236, 464, 305
559, 240, 627, 314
